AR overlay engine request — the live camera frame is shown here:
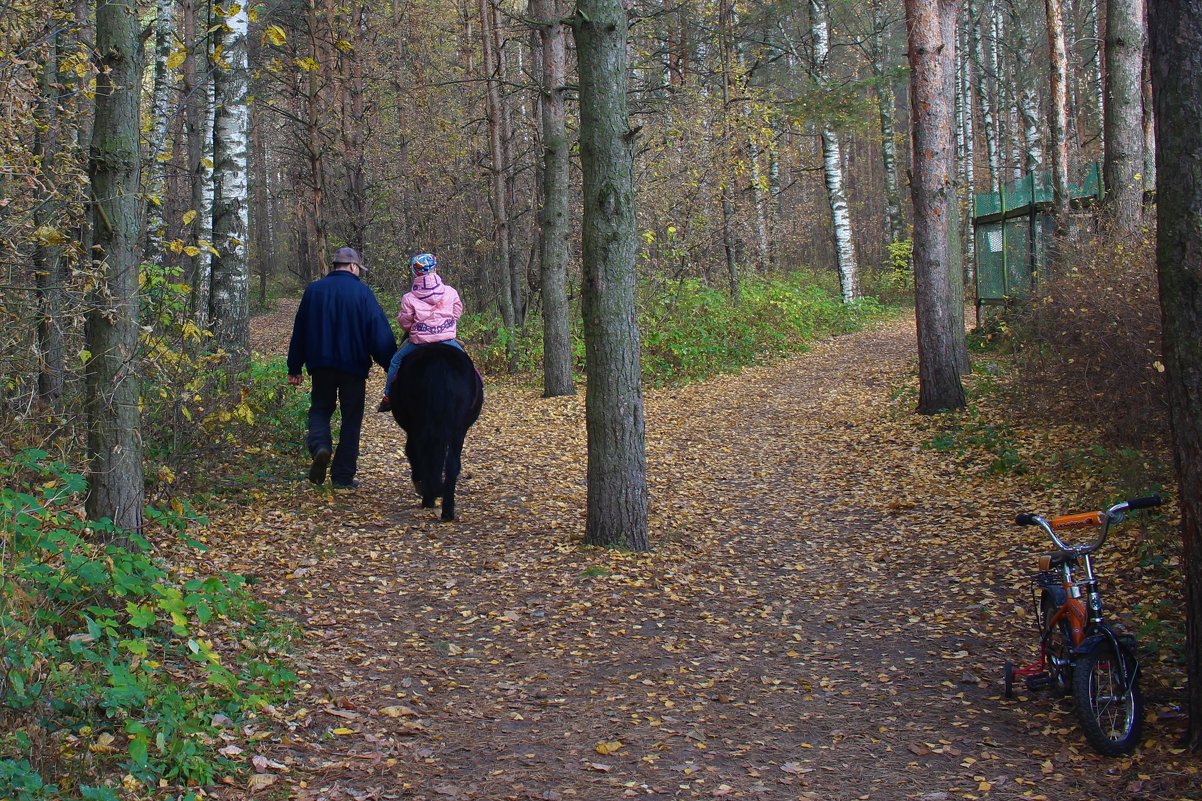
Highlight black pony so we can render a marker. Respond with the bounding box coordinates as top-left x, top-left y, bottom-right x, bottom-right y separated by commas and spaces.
389, 343, 484, 521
